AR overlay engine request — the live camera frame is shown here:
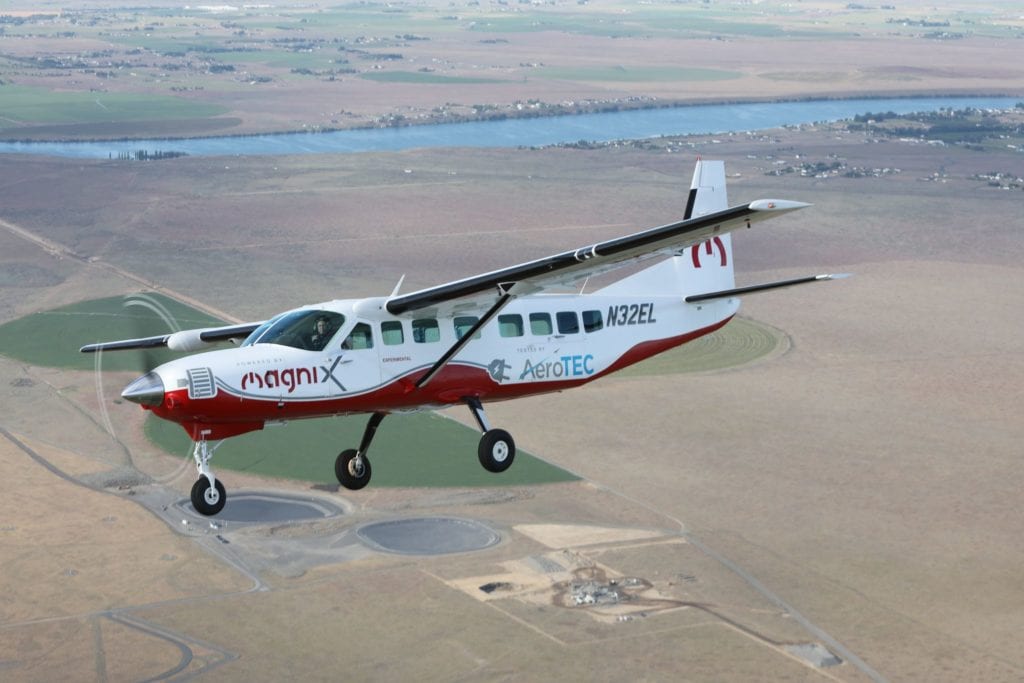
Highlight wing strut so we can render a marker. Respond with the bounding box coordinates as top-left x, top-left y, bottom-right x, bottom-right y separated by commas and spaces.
414, 285, 520, 390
